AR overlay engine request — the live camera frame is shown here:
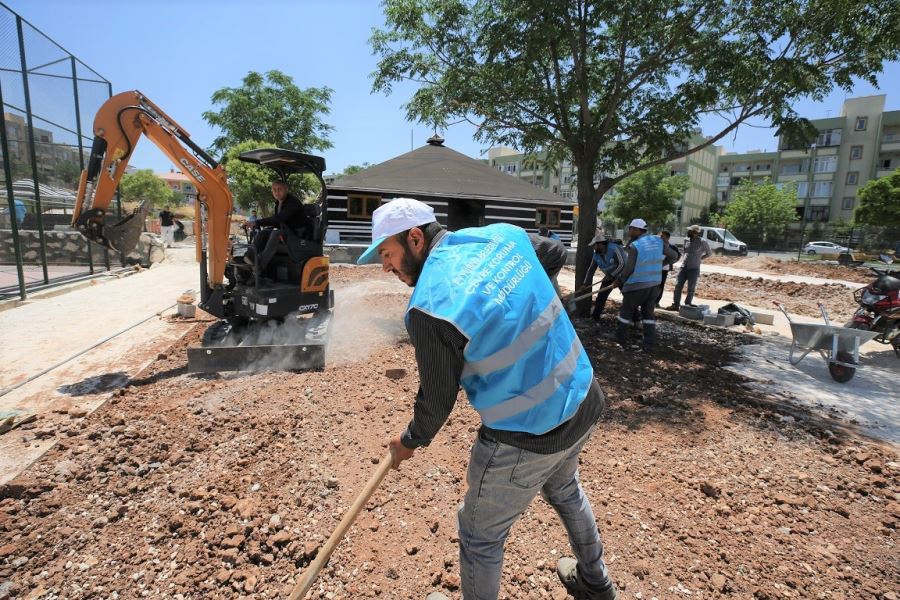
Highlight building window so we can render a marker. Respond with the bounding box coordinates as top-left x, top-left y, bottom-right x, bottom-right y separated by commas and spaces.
807, 206, 830, 222
814, 156, 837, 173
850, 145, 863, 160
535, 207, 561, 227
811, 181, 833, 198
796, 182, 808, 198
854, 117, 867, 131
347, 194, 381, 219
816, 129, 842, 147
883, 159, 893, 169
842, 197, 855, 210
780, 162, 805, 175
846, 171, 859, 185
